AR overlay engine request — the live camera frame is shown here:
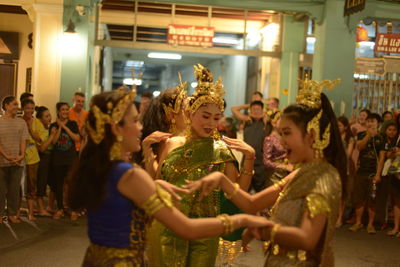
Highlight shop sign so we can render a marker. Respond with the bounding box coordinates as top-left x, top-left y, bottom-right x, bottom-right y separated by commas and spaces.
375, 33, 400, 54
168, 24, 214, 47
344, 0, 366, 16
355, 57, 386, 75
